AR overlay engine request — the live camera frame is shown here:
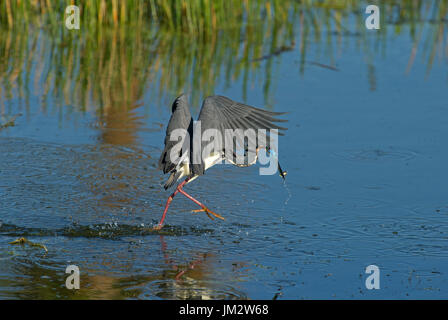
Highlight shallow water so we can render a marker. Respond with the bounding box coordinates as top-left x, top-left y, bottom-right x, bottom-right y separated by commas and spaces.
1, 2, 448, 299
